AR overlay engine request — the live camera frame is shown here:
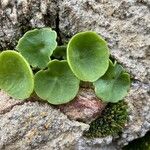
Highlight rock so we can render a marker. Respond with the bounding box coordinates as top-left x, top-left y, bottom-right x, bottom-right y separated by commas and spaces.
58, 88, 106, 124
77, 136, 118, 150
0, 0, 58, 50
117, 81, 150, 146
0, 90, 24, 114
0, 99, 89, 150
